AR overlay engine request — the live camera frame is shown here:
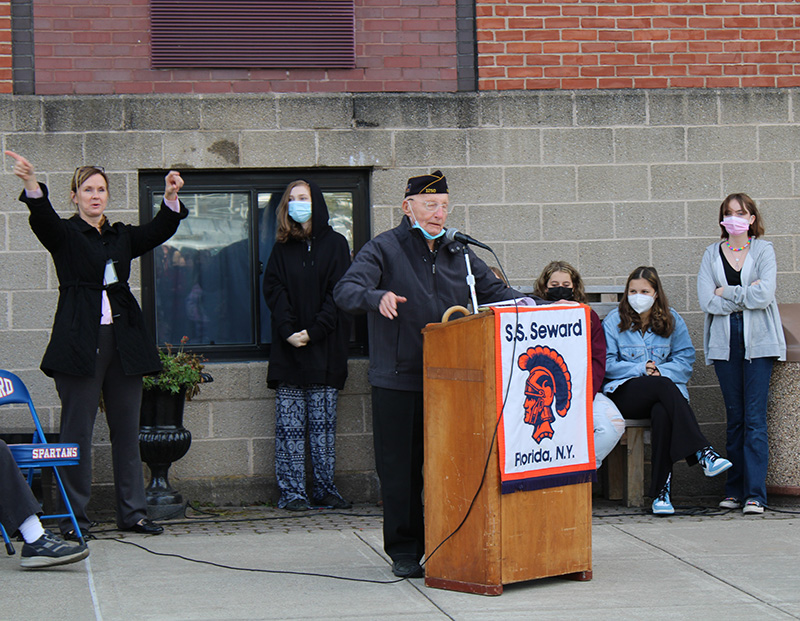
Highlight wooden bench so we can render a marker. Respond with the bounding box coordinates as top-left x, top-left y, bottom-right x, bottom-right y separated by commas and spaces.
603, 419, 651, 507
583, 284, 624, 320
